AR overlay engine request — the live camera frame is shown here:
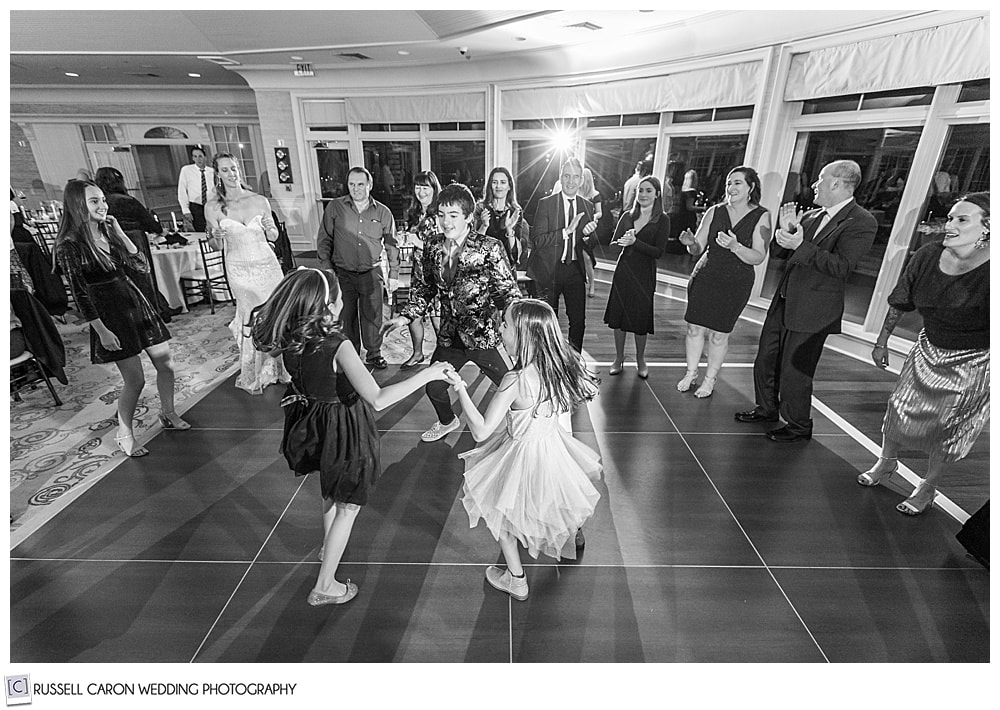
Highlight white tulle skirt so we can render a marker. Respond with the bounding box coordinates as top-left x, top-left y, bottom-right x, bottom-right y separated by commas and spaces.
460, 409, 601, 560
